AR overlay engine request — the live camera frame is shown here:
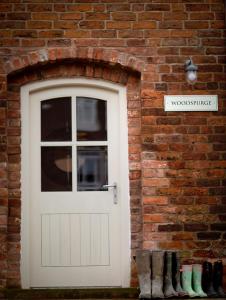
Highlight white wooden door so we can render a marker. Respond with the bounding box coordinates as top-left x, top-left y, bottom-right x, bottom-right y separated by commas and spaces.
22, 81, 129, 288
